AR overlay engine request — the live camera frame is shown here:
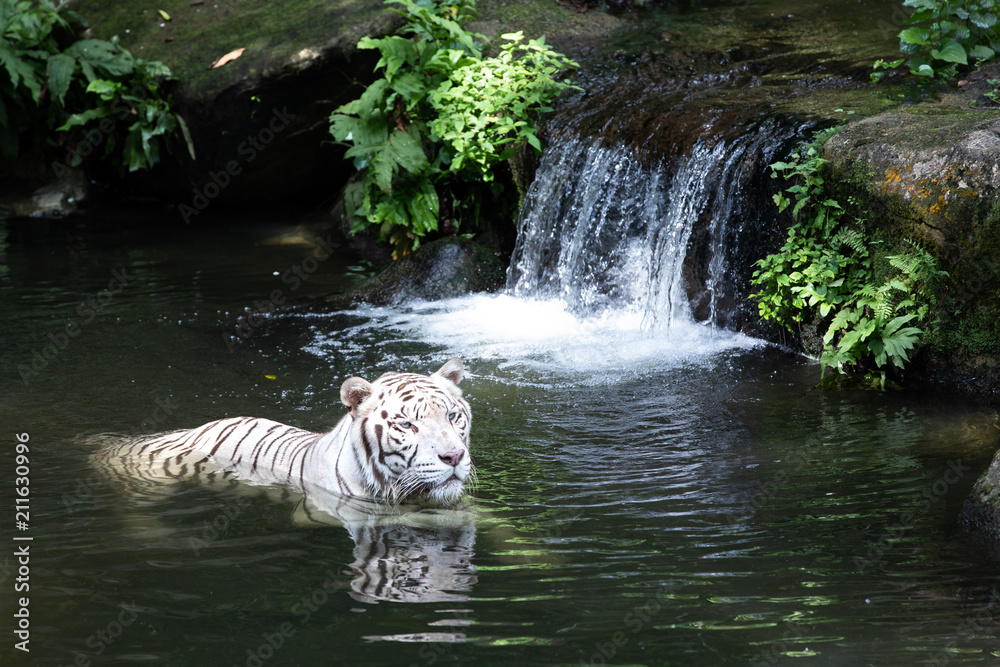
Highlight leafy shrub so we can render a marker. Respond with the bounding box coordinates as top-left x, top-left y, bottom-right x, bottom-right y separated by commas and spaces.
330, 0, 578, 257
873, 0, 1000, 81
751, 129, 948, 388
0, 1, 193, 173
